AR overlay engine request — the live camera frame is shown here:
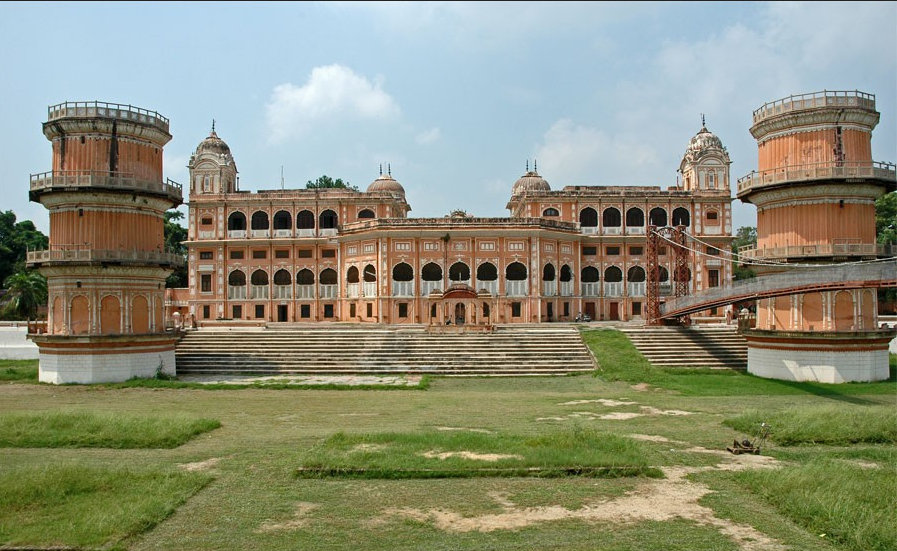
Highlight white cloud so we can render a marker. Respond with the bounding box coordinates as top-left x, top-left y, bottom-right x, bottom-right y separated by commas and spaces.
535, 119, 659, 186
415, 127, 441, 145
266, 64, 400, 143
